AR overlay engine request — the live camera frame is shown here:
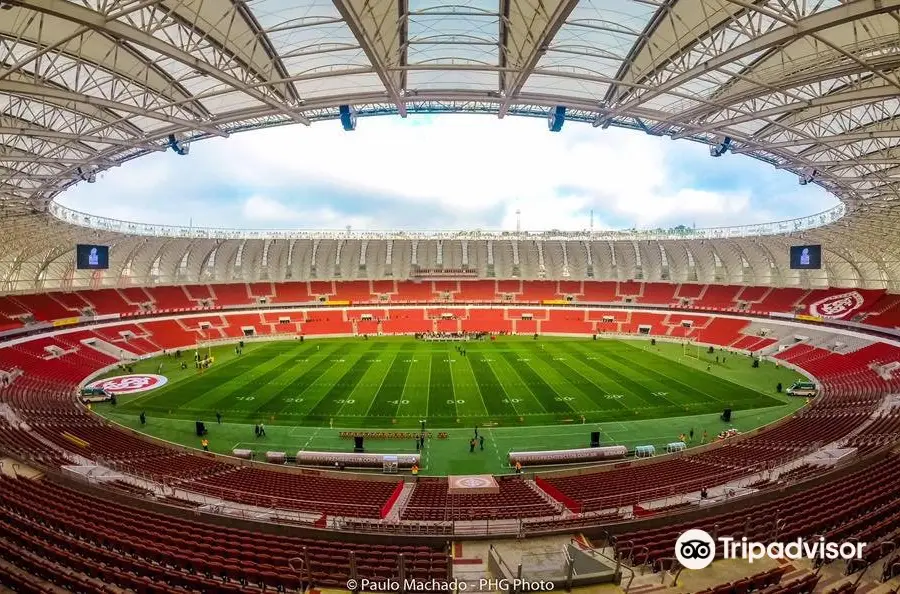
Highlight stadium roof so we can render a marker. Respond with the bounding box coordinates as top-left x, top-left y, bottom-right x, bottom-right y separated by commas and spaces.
1, 0, 900, 290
